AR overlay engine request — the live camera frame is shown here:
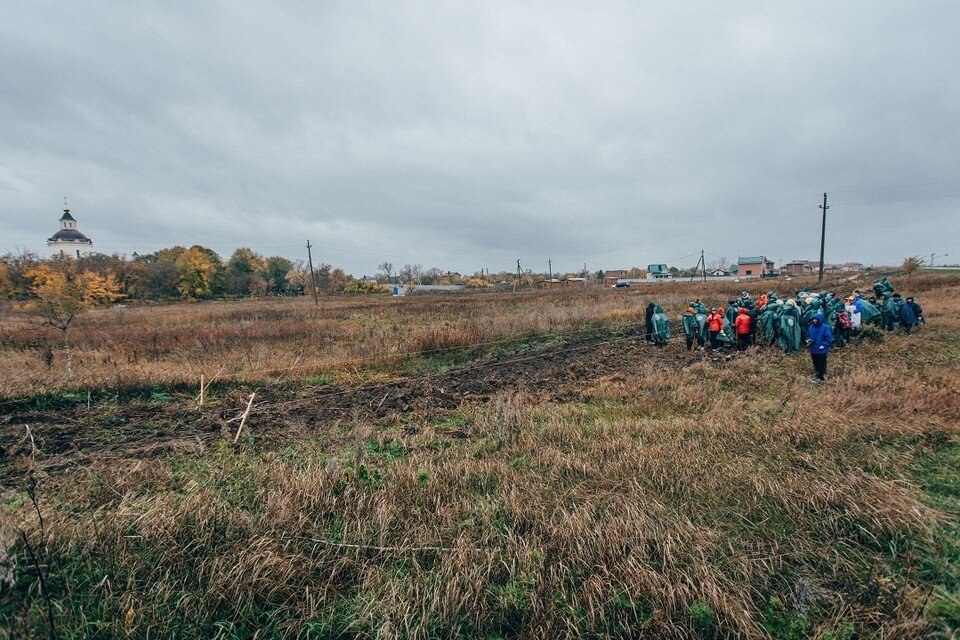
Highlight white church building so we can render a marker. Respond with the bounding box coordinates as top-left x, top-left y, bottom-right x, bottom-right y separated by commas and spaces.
47, 202, 94, 258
